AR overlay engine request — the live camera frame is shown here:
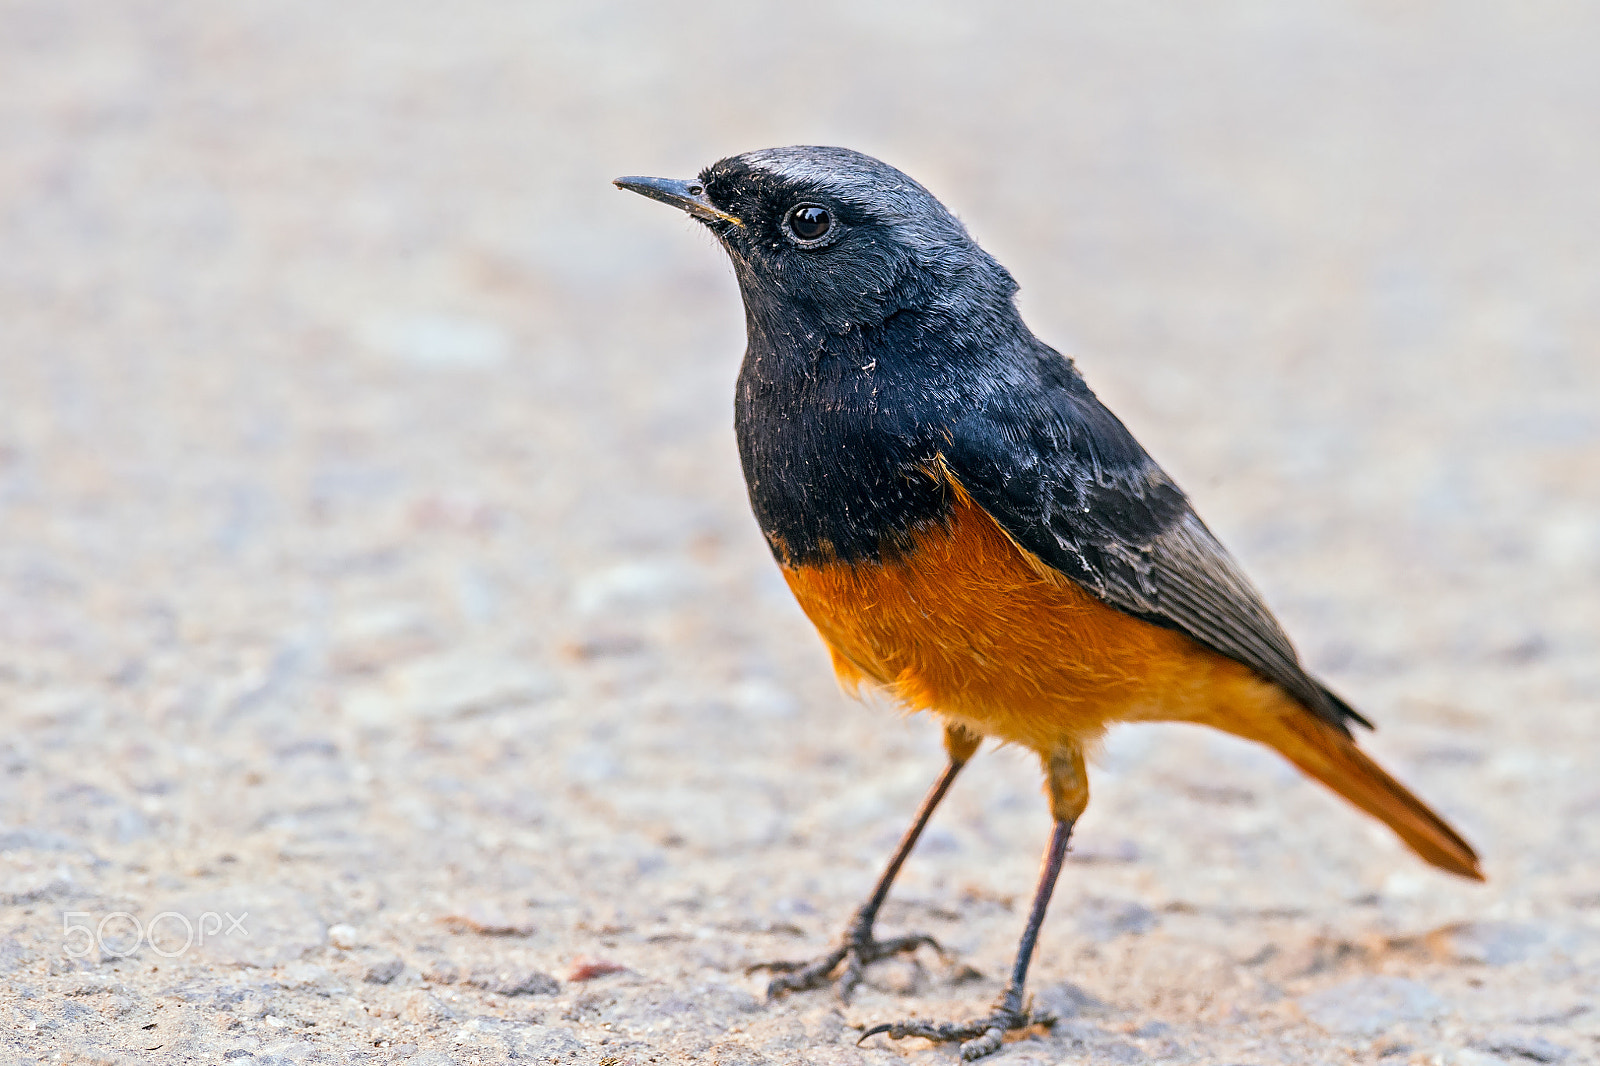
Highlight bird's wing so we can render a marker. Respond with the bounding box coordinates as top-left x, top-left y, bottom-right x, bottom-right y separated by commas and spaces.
942, 349, 1368, 735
